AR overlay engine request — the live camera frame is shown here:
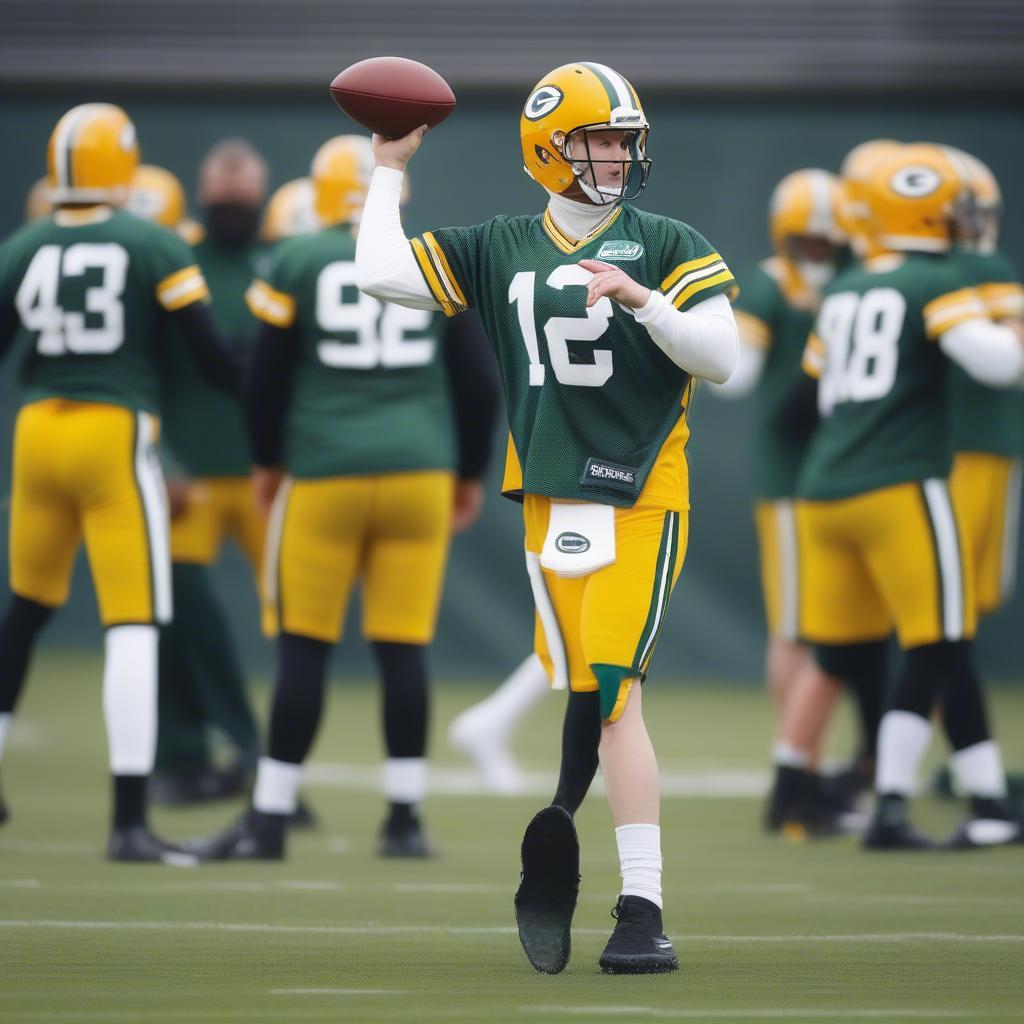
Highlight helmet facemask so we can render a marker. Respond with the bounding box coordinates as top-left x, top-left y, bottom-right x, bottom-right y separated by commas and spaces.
558, 123, 651, 205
